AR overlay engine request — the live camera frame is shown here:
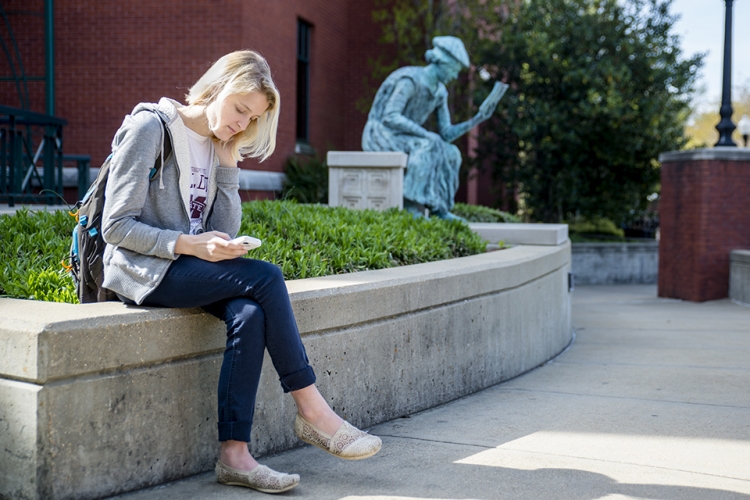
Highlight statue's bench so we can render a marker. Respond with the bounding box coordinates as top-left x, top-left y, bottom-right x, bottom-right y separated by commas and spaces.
0, 228, 571, 500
